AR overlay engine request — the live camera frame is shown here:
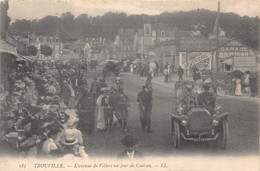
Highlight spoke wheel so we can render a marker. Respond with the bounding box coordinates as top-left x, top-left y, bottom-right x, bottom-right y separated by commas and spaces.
217, 119, 228, 149
173, 120, 181, 148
